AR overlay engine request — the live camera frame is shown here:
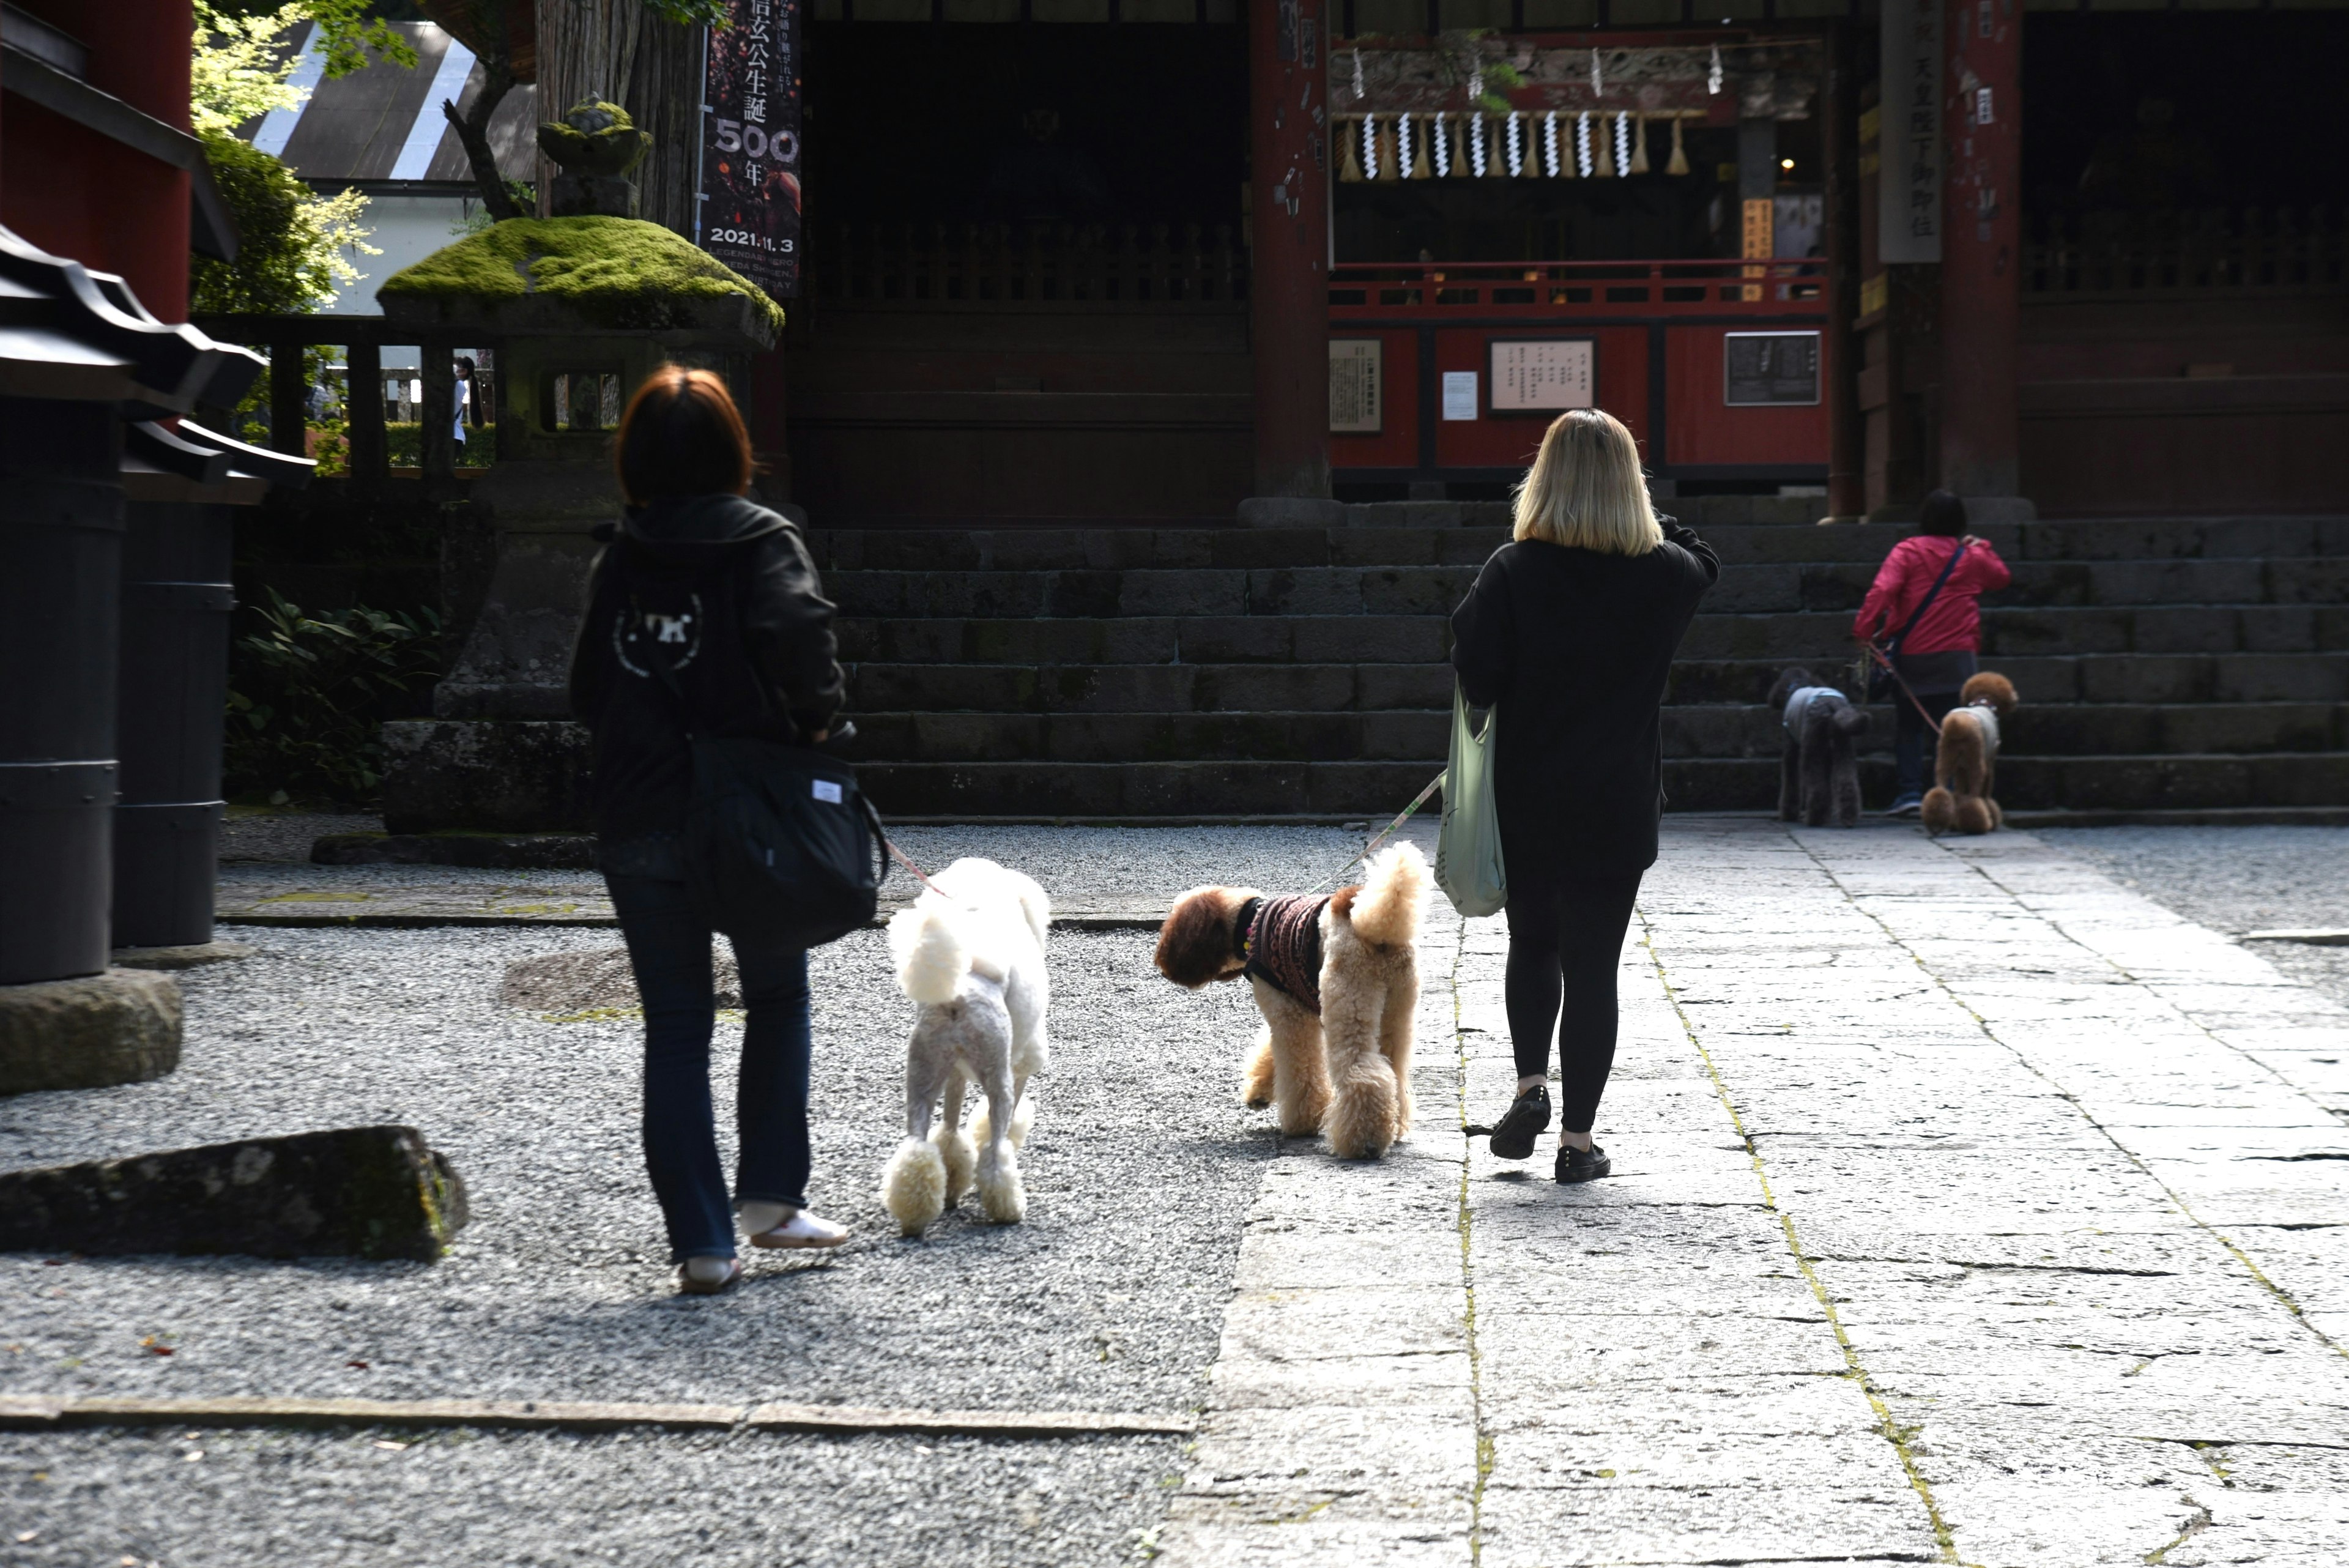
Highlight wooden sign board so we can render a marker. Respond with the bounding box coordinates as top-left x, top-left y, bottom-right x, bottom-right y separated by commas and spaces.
1329, 338, 1382, 433
1724, 331, 1821, 406
1488, 339, 1594, 414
